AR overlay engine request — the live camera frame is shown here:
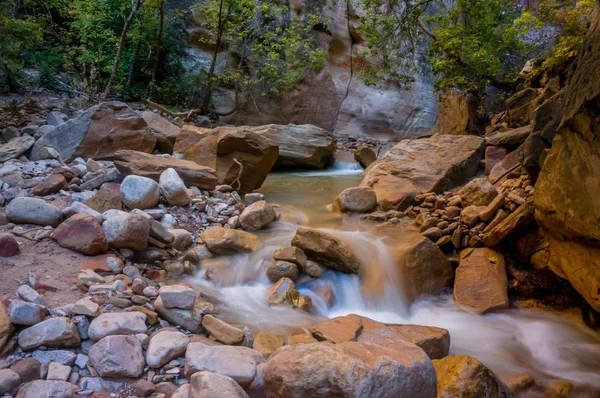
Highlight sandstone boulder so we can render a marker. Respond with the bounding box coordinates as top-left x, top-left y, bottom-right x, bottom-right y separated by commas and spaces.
505, 88, 541, 127
189, 371, 250, 398
361, 135, 484, 210
159, 285, 196, 310
273, 247, 307, 269
459, 178, 498, 207
52, 214, 108, 255
8, 300, 46, 326
266, 261, 298, 283
141, 111, 181, 153
485, 146, 508, 176
333, 187, 377, 213
263, 341, 436, 398
202, 315, 244, 345
266, 278, 296, 305
354, 145, 377, 168
486, 125, 532, 149
146, 330, 189, 368
32, 174, 67, 196
105, 150, 217, 190
6, 197, 62, 227
250, 124, 335, 169
291, 228, 360, 274
83, 183, 122, 213
488, 150, 520, 184
454, 248, 509, 314
89, 335, 144, 378
429, 91, 485, 136
433, 355, 513, 397
239, 200, 275, 231
88, 312, 147, 340
102, 210, 150, 251
31, 102, 156, 162
201, 227, 260, 254
173, 126, 278, 193
252, 332, 284, 358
